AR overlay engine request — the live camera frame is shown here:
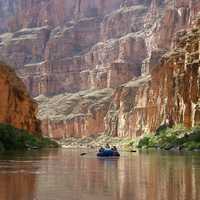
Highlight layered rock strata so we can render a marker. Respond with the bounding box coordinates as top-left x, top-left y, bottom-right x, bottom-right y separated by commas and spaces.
0, 0, 200, 97
105, 19, 200, 138
0, 62, 39, 133
39, 15, 200, 139
0, 0, 200, 139
36, 89, 113, 139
